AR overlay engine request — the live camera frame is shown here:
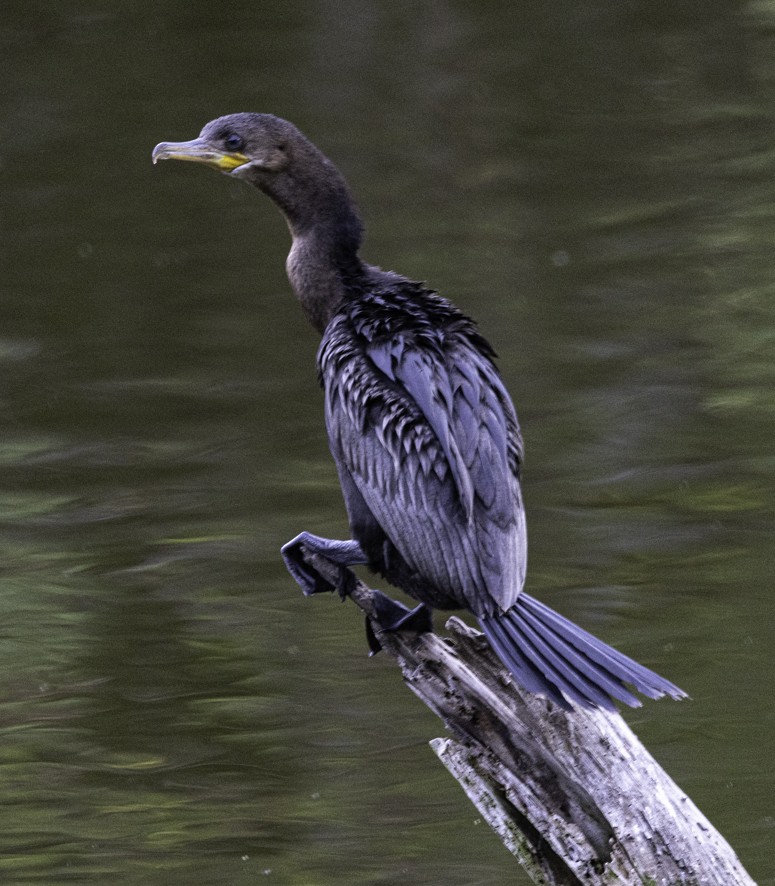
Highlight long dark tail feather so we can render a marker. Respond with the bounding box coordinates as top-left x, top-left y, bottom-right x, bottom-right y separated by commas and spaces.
479, 592, 687, 711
